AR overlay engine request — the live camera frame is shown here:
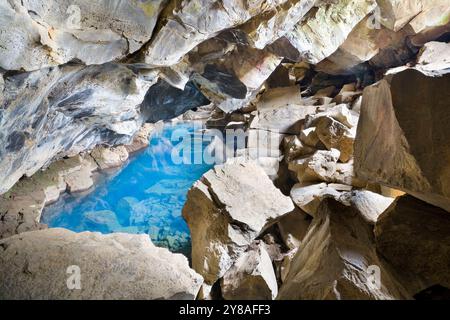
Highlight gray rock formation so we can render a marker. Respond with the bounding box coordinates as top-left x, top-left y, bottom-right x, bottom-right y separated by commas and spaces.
0, 0, 165, 71
221, 241, 278, 300
0, 228, 203, 299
